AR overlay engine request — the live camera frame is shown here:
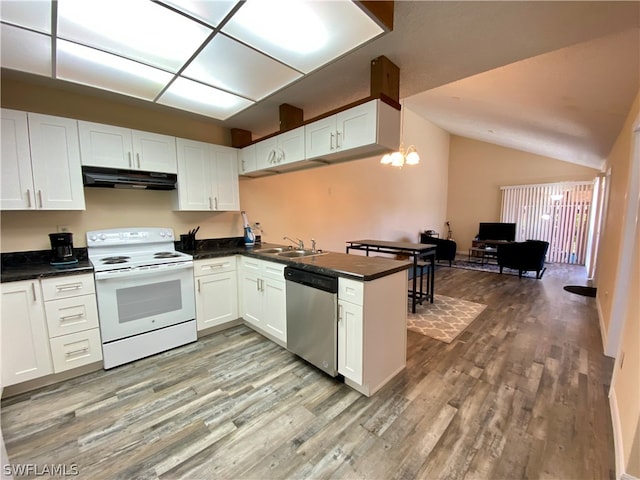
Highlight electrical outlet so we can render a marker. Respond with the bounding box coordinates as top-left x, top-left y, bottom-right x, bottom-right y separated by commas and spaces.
57, 225, 69, 233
